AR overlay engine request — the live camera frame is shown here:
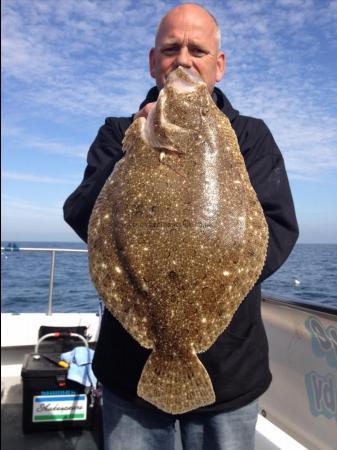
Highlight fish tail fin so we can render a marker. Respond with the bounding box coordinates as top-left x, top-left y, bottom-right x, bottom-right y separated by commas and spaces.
137, 350, 215, 414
